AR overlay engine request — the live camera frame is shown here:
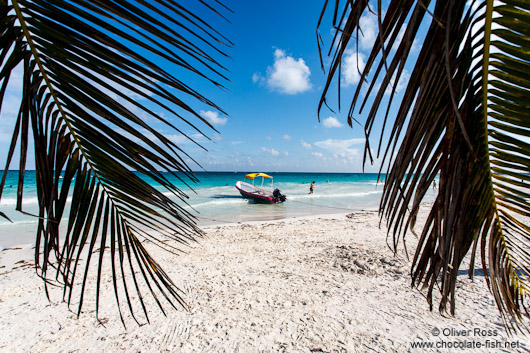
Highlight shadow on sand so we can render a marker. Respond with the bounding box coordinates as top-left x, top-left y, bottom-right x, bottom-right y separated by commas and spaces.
457, 268, 488, 277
